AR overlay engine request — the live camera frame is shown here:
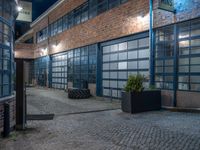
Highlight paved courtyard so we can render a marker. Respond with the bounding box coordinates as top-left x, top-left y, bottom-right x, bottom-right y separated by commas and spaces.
1, 88, 200, 150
